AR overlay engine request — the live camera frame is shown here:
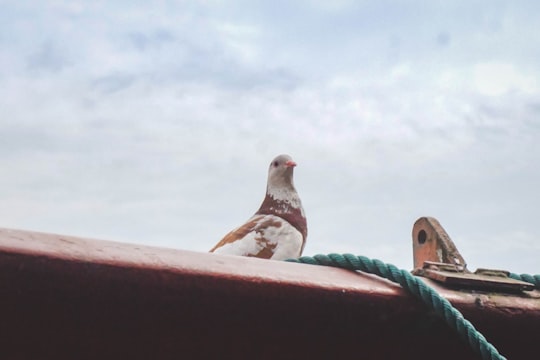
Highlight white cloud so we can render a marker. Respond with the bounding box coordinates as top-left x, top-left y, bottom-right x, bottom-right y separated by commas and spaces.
1, 1, 540, 274
214, 22, 261, 63
473, 62, 538, 96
